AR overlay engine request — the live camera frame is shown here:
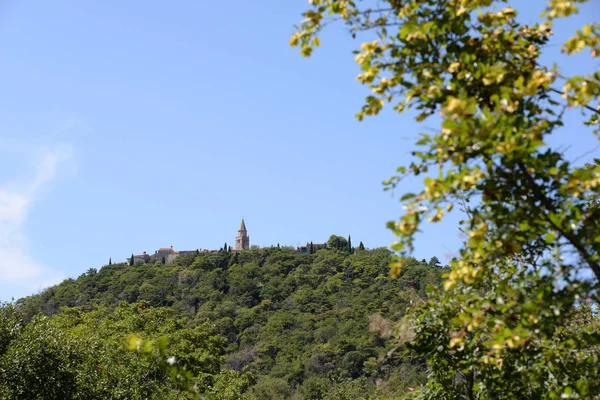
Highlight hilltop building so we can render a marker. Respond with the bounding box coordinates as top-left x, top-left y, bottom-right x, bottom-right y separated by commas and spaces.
128, 219, 251, 264
123, 219, 344, 265
297, 242, 327, 254
129, 252, 150, 264
235, 218, 250, 251
155, 246, 176, 263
